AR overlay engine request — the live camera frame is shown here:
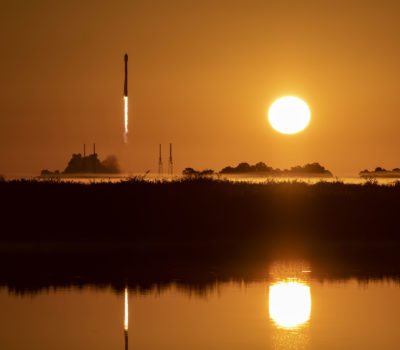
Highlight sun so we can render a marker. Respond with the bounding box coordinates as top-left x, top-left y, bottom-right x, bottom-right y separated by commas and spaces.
268, 96, 311, 134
